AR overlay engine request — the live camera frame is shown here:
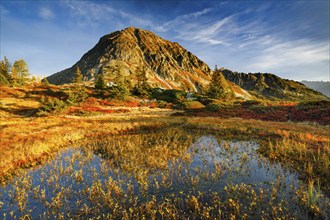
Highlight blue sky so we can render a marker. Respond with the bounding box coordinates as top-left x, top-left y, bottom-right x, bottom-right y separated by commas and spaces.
1, 0, 329, 81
